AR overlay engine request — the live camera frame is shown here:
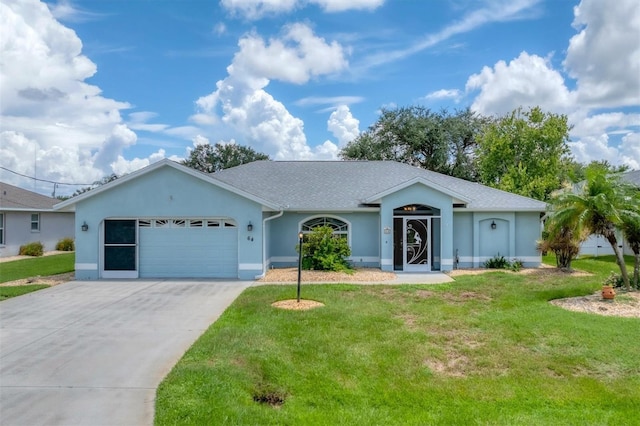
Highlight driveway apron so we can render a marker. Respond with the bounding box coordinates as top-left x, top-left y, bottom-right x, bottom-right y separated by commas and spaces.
0, 279, 251, 426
